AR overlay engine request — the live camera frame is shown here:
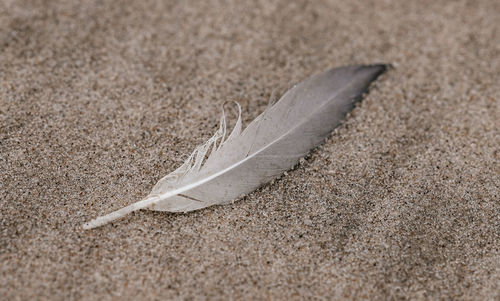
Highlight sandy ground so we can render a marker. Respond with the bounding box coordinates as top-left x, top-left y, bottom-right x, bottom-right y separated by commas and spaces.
1, 0, 499, 300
